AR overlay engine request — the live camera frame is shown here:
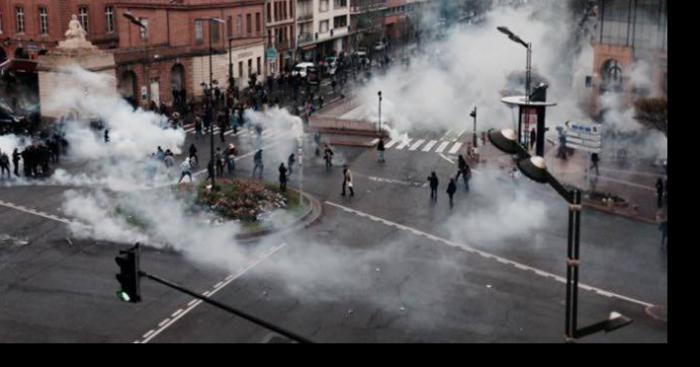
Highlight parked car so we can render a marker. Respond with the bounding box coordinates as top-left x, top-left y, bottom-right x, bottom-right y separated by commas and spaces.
291, 62, 316, 79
